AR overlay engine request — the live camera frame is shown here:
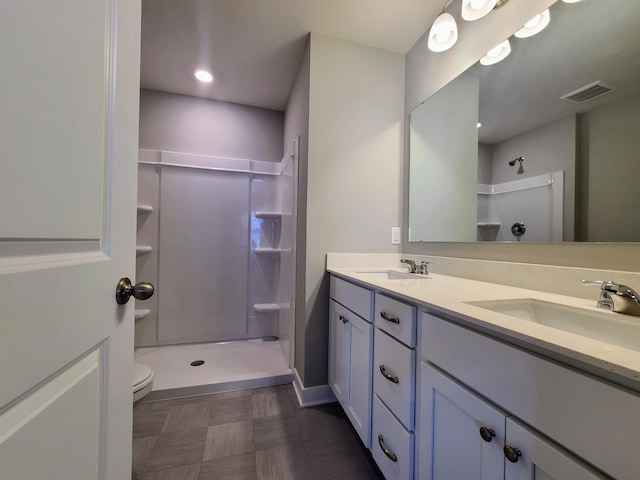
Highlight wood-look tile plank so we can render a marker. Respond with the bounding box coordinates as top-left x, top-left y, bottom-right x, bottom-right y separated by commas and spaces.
333, 471, 384, 480
214, 390, 251, 400
305, 434, 371, 480
251, 392, 293, 419
295, 404, 350, 441
209, 395, 253, 426
133, 409, 171, 438
203, 420, 254, 461
255, 444, 314, 480
162, 402, 210, 434
253, 413, 302, 450
132, 435, 157, 477
139, 463, 200, 480
144, 427, 207, 473
198, 452, 257, 480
